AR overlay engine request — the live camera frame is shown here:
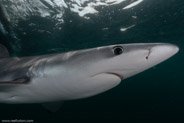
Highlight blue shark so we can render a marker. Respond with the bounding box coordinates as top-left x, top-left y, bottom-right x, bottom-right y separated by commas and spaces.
0, 43, 179, 111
